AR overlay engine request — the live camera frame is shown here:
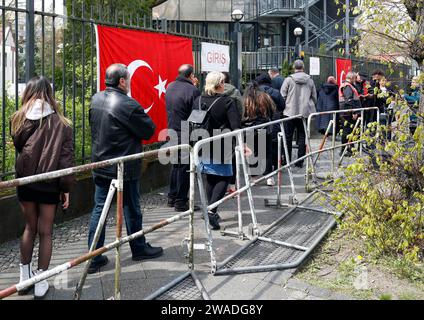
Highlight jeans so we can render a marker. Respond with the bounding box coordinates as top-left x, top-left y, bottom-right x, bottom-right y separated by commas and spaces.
88, 176, 146, 262
168, 163, 190, 207
283, 118, 306, 165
